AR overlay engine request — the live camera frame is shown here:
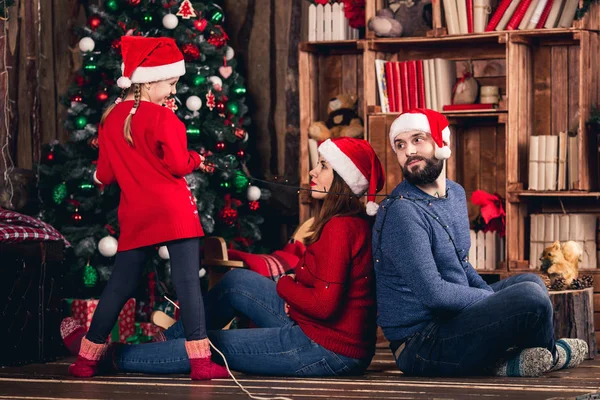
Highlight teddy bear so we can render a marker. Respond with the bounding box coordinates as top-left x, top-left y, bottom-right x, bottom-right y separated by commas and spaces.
368, 0, 433, 38
540, 240, 583, 287
308, 94, 364, 142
